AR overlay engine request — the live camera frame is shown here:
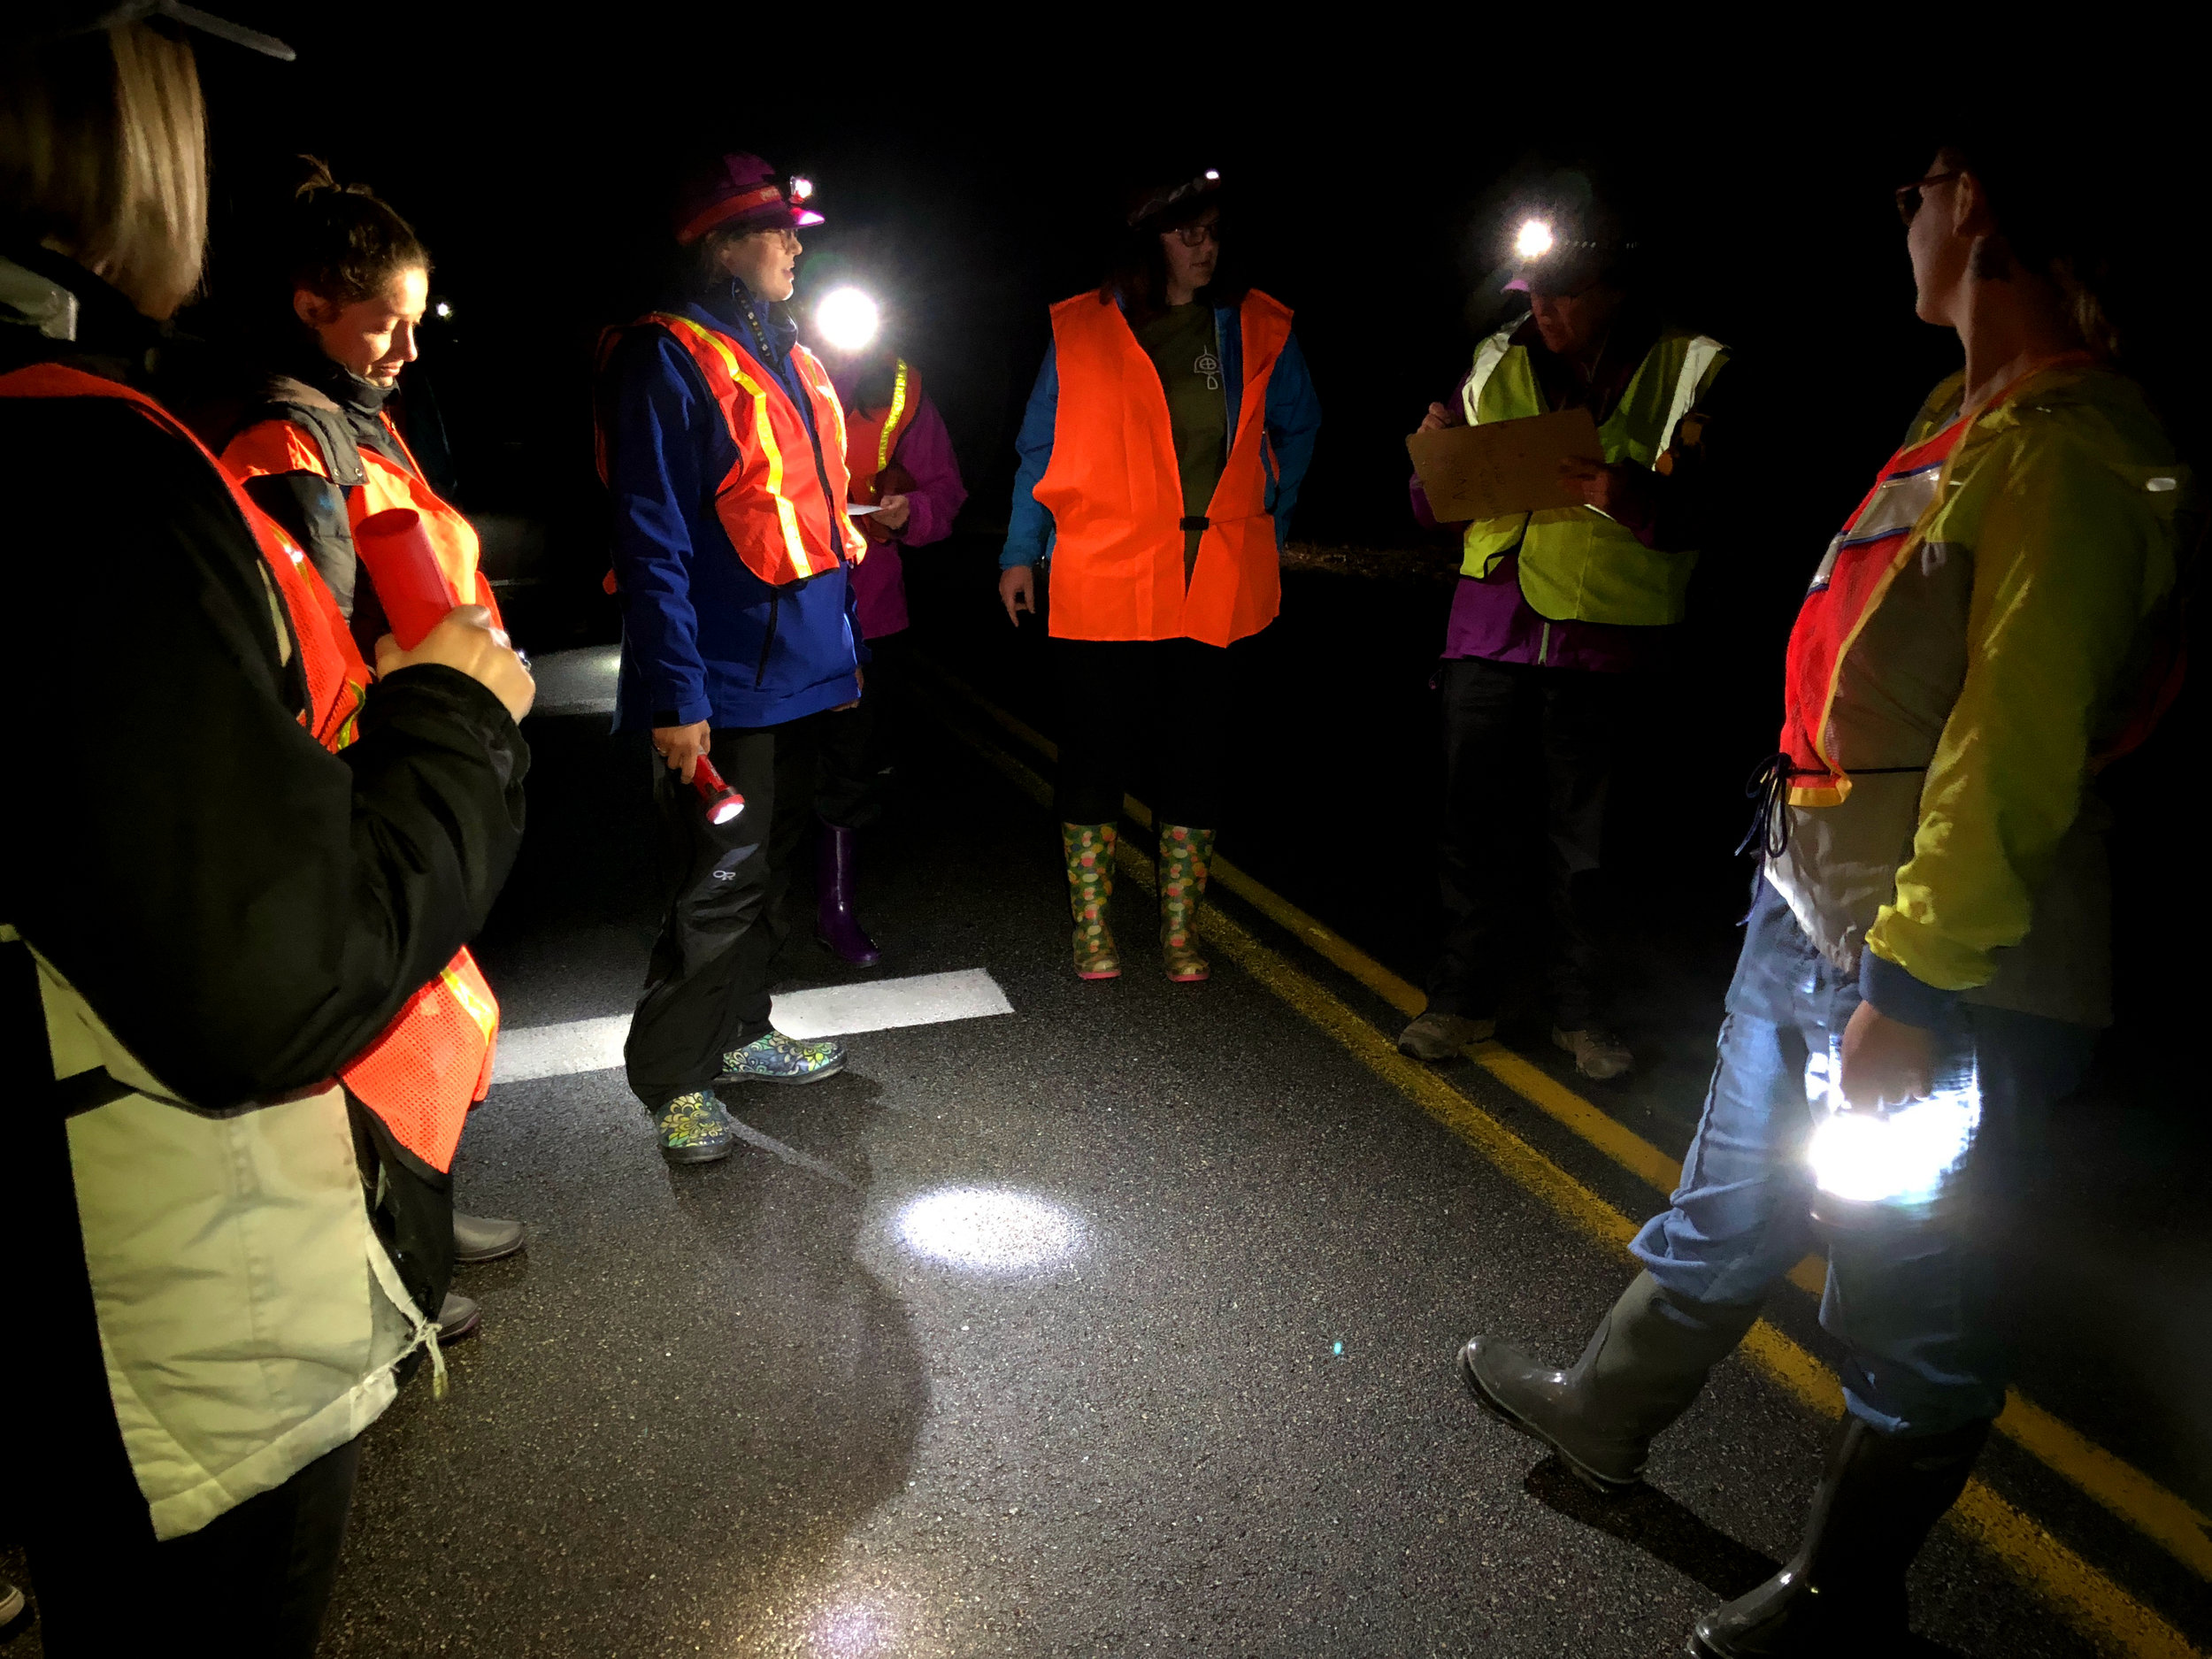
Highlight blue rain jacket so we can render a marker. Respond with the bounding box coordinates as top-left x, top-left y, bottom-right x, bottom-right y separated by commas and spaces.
603, 280, 863, 732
